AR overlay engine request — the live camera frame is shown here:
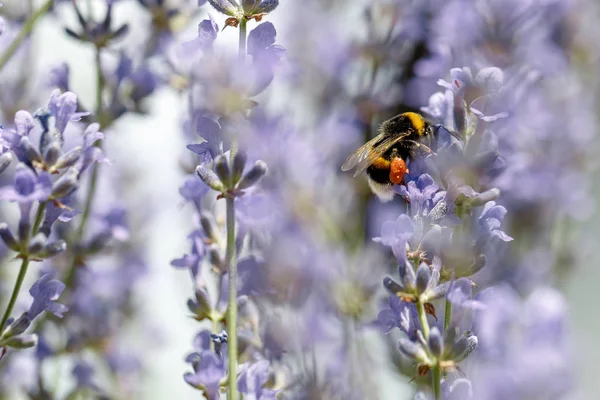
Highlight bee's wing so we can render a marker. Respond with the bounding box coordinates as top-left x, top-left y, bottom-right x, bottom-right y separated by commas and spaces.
345, 132, 411, 177
341, 134, 385, 172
